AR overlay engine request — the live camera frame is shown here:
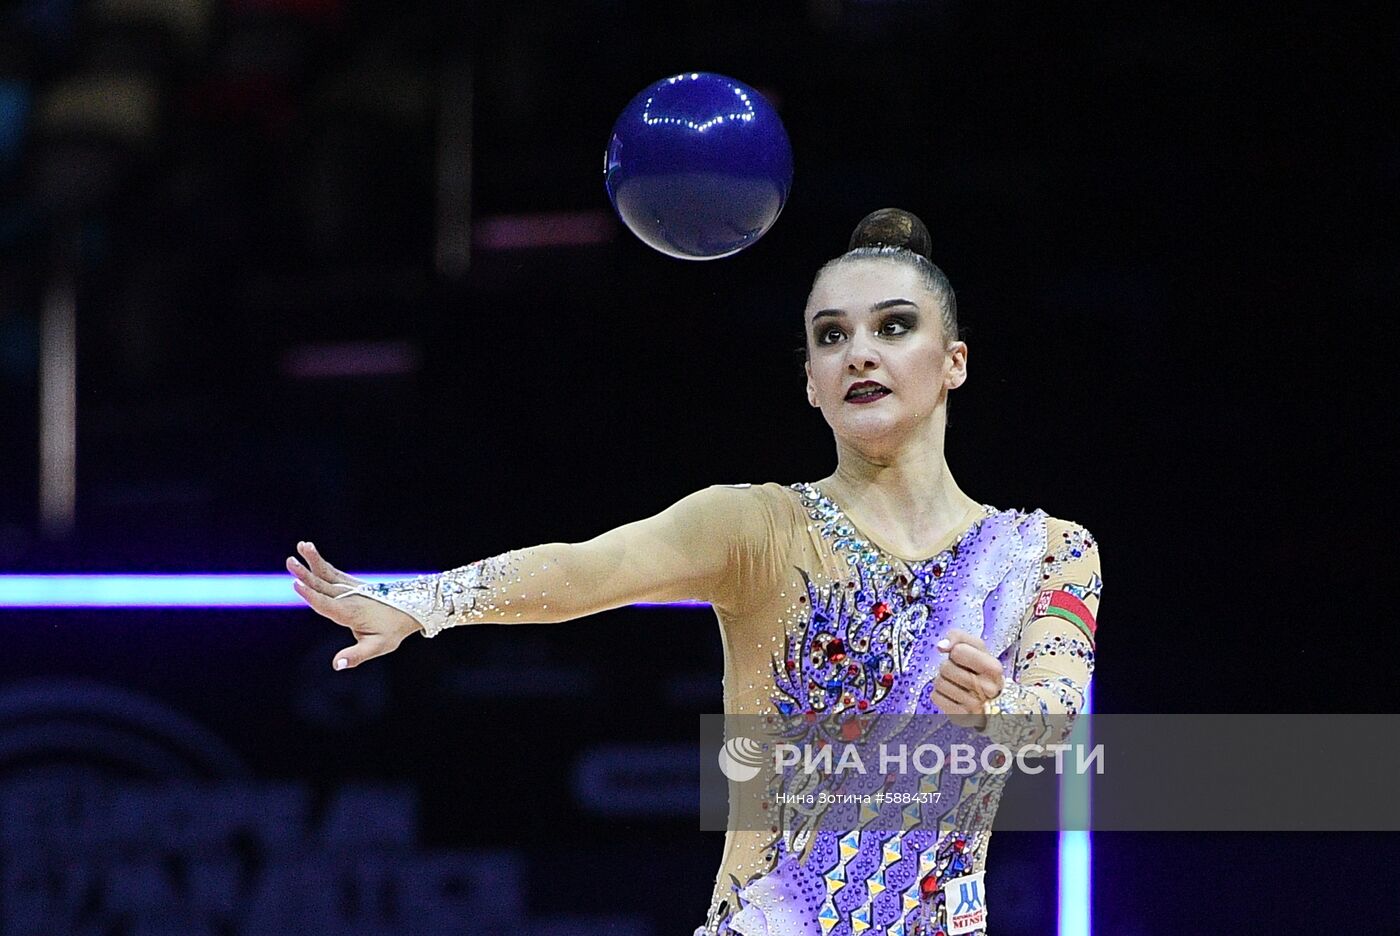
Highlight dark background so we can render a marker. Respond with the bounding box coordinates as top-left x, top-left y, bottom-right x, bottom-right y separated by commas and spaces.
2, 1, 1397, 933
